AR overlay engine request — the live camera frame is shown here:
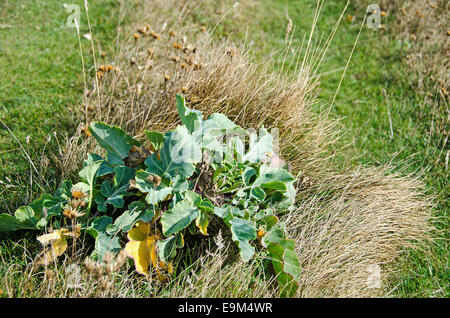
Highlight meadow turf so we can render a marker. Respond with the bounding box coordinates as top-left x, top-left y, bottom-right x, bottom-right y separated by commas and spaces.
0, 0, 448, 297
